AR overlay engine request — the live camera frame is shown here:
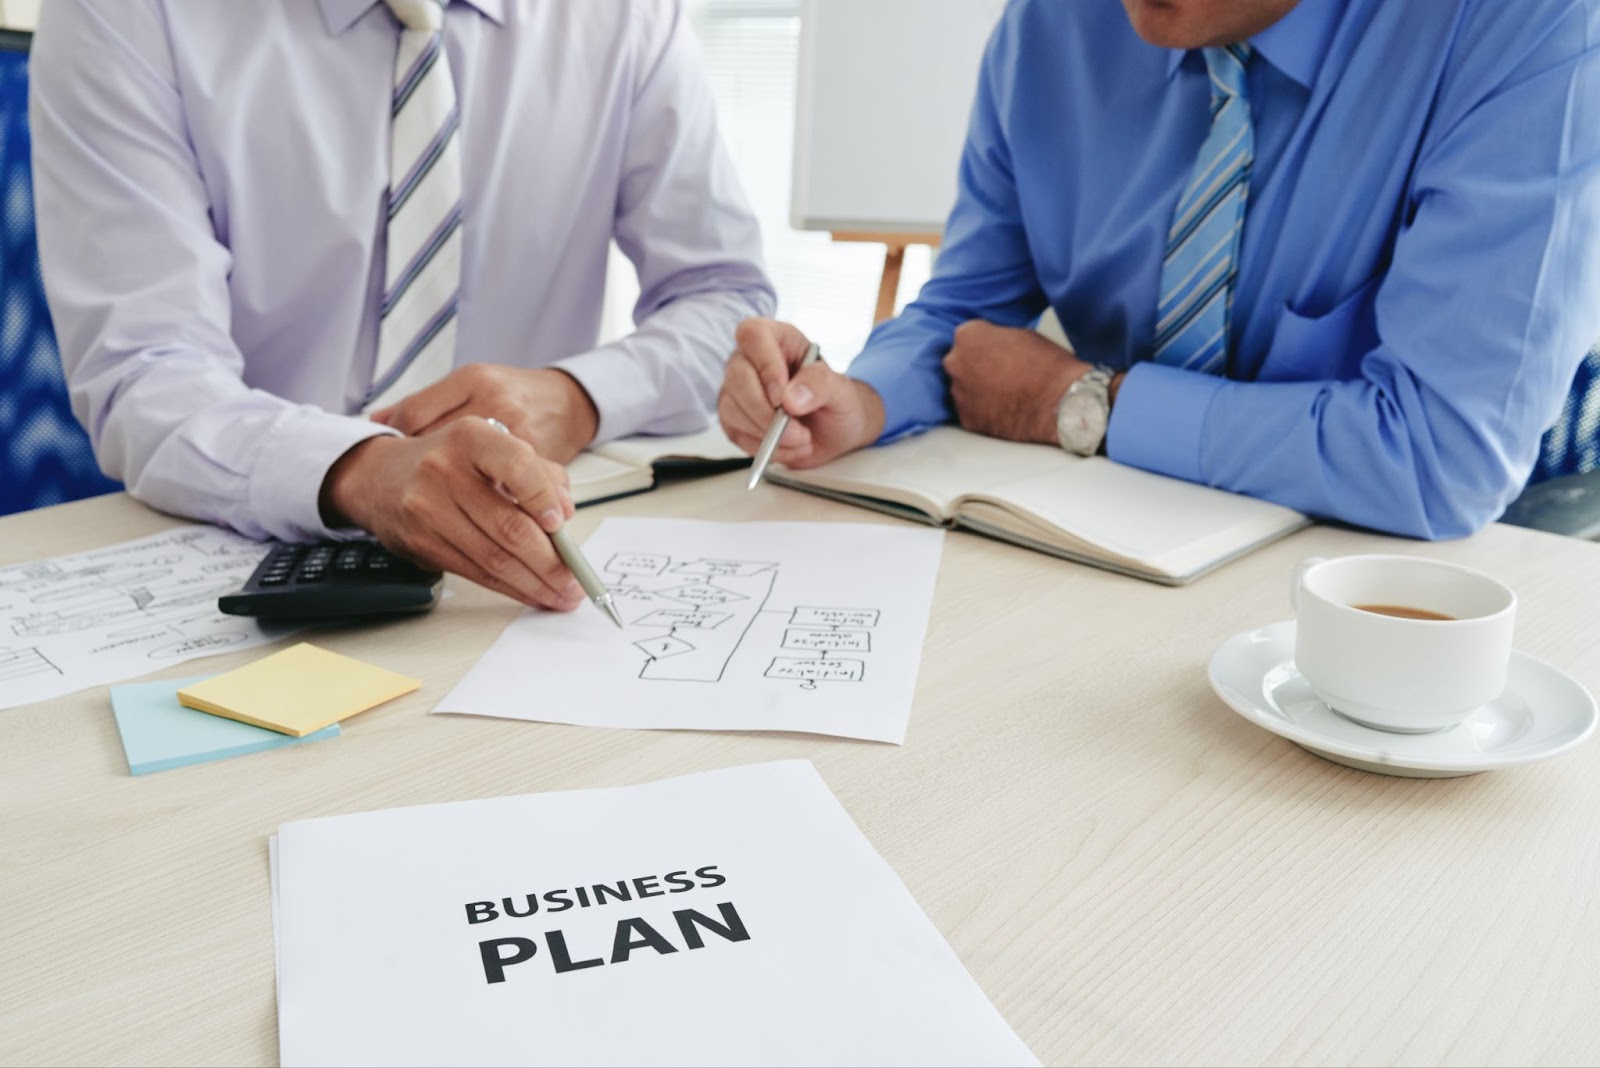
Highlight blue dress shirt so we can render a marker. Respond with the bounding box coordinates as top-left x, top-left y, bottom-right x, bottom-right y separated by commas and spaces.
848, 0, 1600, 539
